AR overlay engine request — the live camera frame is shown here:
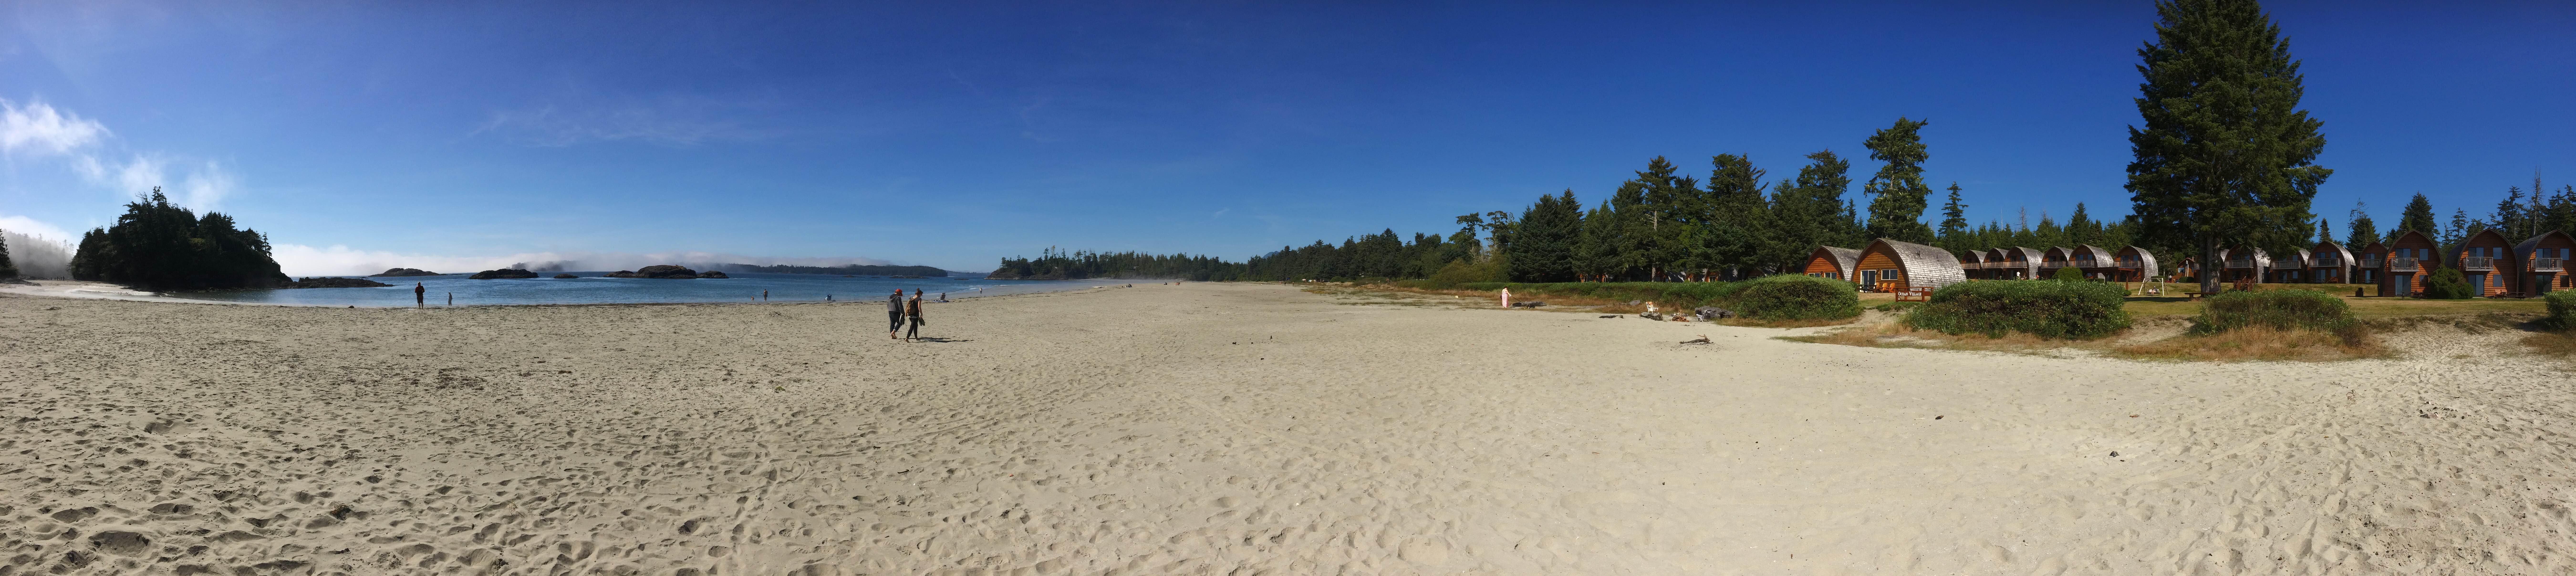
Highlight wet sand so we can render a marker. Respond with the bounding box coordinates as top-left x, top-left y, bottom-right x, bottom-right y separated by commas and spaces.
2, 282, 2570, 575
